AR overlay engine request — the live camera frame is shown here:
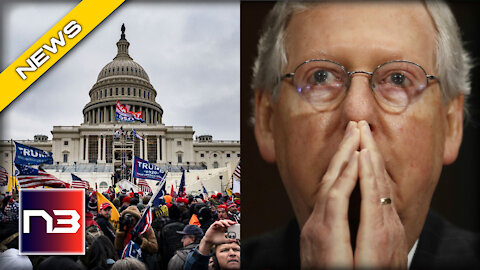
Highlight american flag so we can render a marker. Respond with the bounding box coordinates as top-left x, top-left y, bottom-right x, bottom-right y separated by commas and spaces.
135, 206, 153, 235
16, 164, 68, 188
233, 161, 241, 180
71, 173, 89, 189
121, 206, 153, 260
137, 178, 152, 193
0, 166, 8, 186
